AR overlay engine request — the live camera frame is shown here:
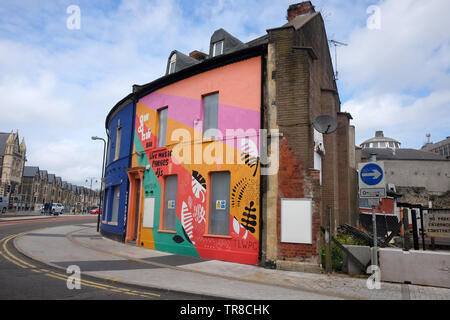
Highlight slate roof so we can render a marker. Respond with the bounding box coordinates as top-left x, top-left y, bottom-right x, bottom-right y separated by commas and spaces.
23, 166, 40, 177
48, 174, 55, 183
166, 50, 200, 75
0, 133, 10, 156
361, 148, 448, 161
